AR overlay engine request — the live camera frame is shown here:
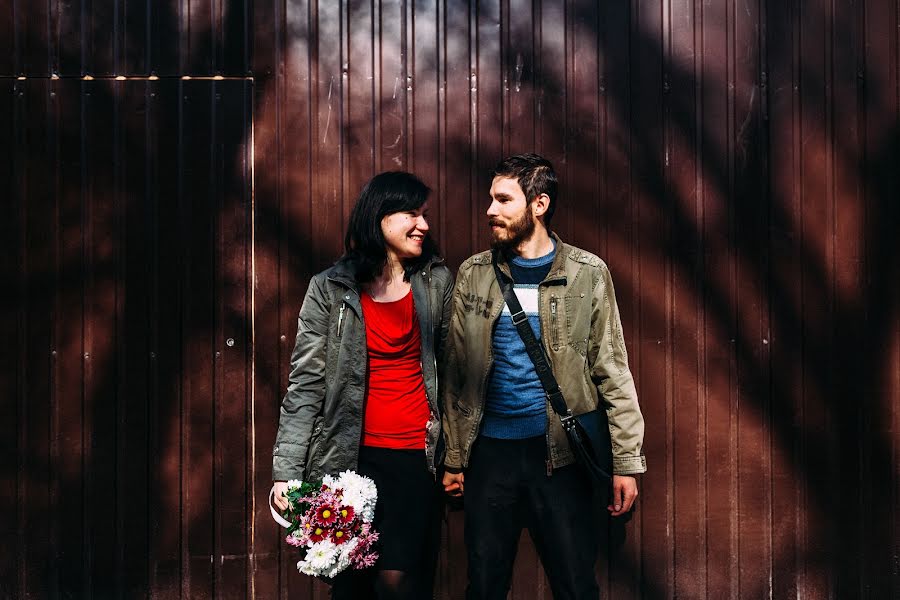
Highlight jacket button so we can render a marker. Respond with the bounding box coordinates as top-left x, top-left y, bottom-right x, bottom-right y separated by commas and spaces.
274, 446, 279, 452
344, 295, 349, 300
